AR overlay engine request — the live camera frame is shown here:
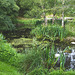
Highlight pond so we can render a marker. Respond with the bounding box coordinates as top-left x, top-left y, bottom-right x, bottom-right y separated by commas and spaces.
2, 30, 75, 70
9, 37, 75, 70
55, 44, 75, 70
